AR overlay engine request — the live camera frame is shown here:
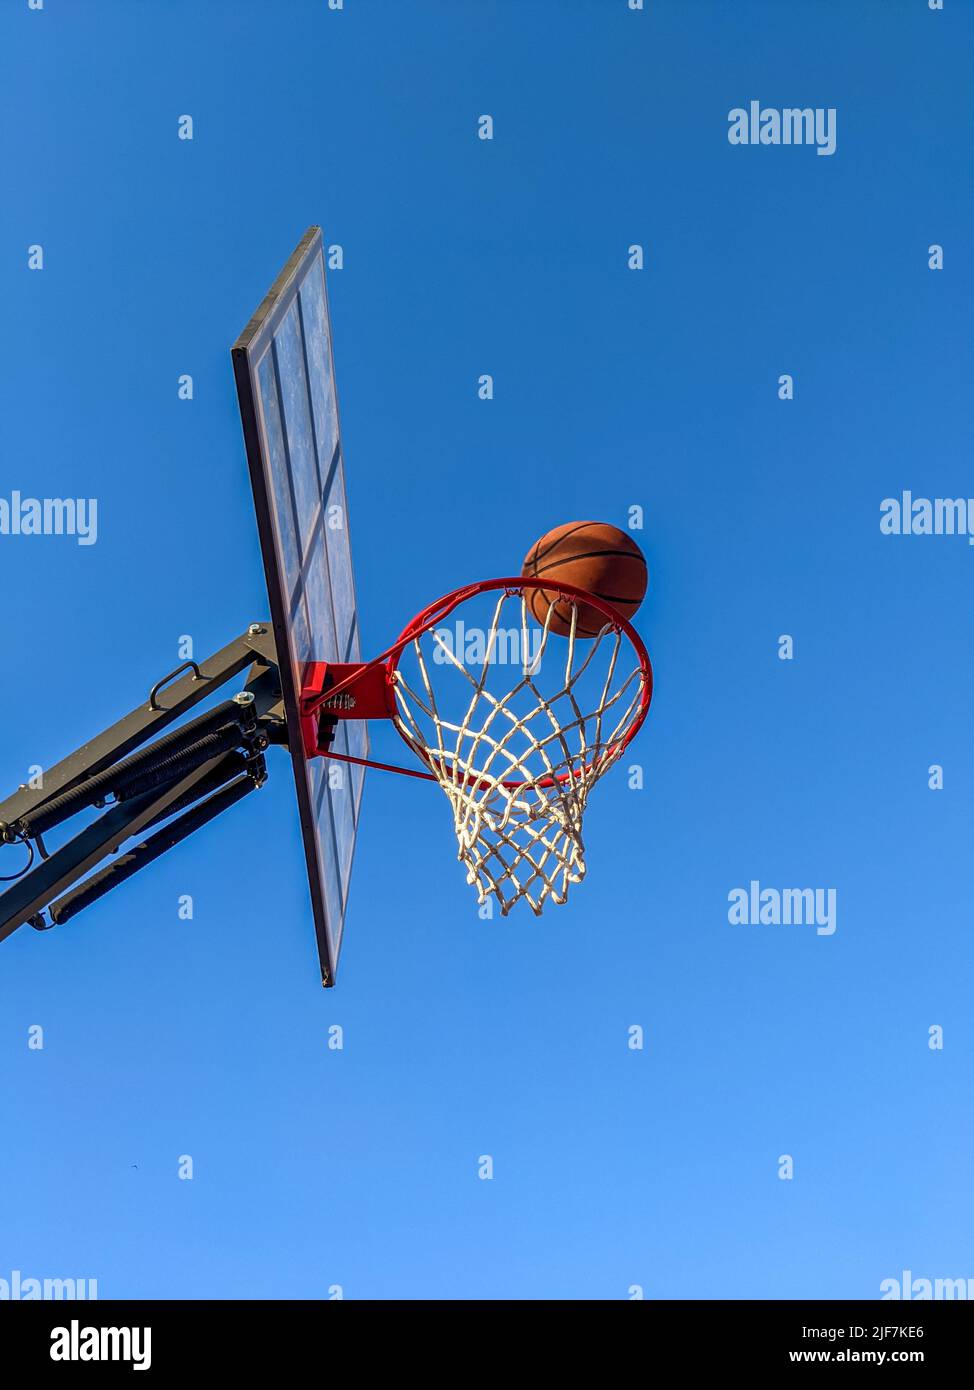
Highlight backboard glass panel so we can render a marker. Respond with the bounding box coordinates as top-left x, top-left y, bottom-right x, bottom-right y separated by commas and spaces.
232, 227, 365, 986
